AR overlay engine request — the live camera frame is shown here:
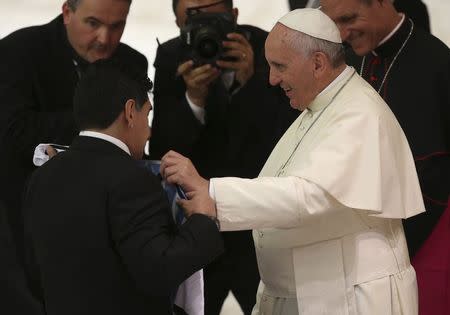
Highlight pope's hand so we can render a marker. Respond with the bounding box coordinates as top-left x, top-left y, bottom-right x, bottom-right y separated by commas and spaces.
160, 150, 209, 194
